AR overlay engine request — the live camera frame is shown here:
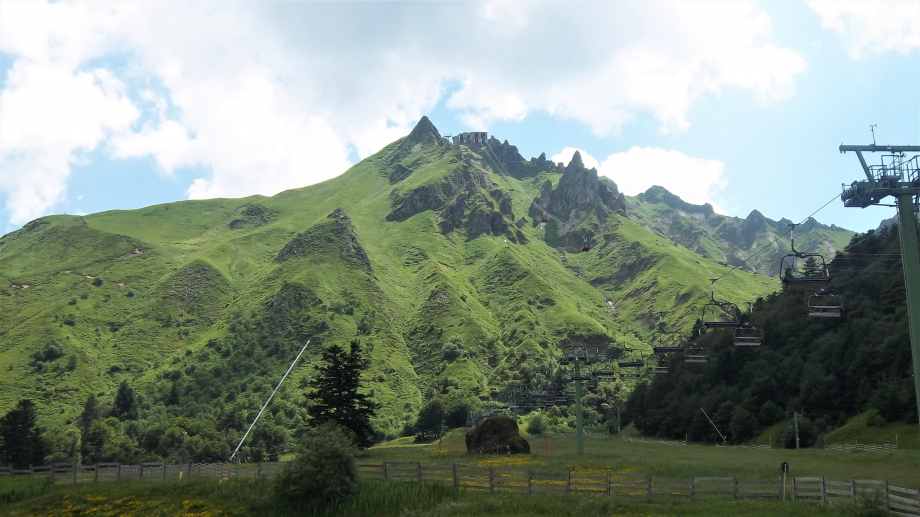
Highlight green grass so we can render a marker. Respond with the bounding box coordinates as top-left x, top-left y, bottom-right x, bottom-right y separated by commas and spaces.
822, 411, 920, 449
366, 429, 920, 487
0, 475, 872, 517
